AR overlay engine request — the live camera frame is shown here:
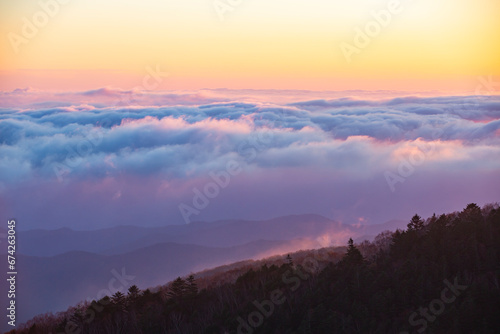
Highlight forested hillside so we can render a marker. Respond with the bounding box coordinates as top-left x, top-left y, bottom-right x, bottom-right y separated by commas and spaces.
11, 203, 500, 334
